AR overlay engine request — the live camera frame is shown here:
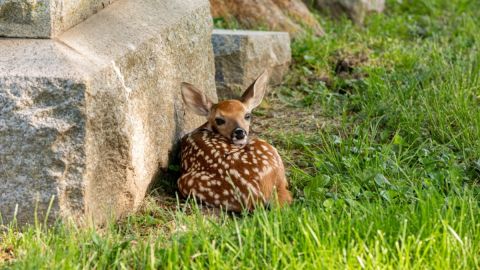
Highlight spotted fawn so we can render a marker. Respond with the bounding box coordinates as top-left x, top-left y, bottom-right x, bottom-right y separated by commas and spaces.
178, 71, 292, 212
